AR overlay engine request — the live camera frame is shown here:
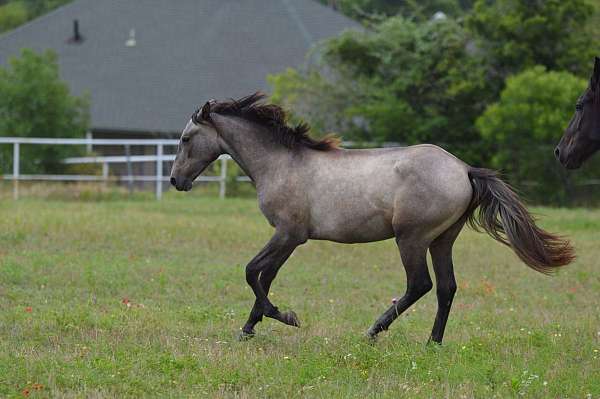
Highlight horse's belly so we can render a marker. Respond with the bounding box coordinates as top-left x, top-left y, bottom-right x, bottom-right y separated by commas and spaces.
306, 172, 397, 243
308, 208, 395, 243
